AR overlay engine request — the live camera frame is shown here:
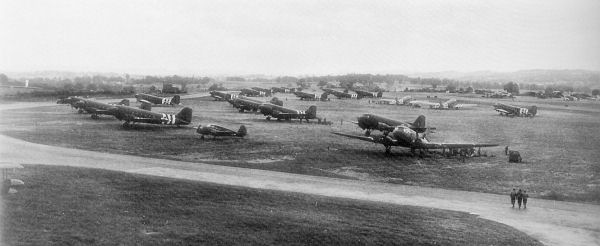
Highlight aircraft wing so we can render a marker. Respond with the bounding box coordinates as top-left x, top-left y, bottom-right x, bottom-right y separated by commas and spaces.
453, 104, 478, 108
139, 99, 153, 105
332, 132, 376, 142
418, 142, 499, 149
209, 125, 235, 133
331, 132, 398, 145
409, 100, 438, 107
495, 108, 510, 114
